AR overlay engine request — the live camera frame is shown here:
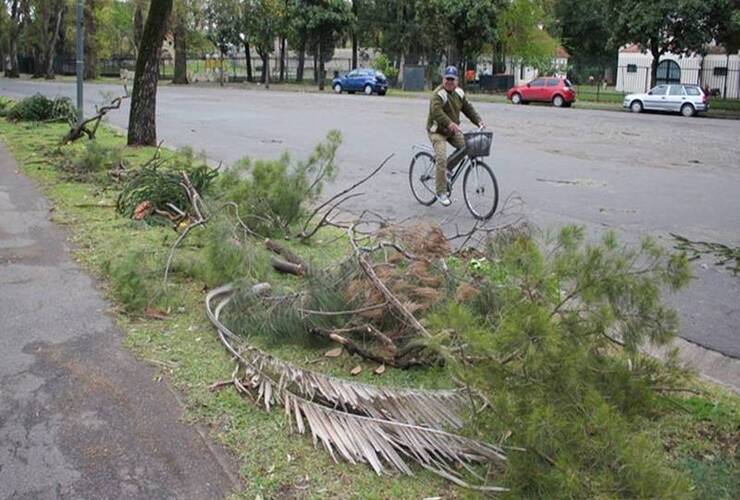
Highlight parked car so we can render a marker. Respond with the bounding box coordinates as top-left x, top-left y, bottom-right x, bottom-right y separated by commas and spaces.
506, 77, 576, 107
623, 84, 709, 117
332, 69, 388, 96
